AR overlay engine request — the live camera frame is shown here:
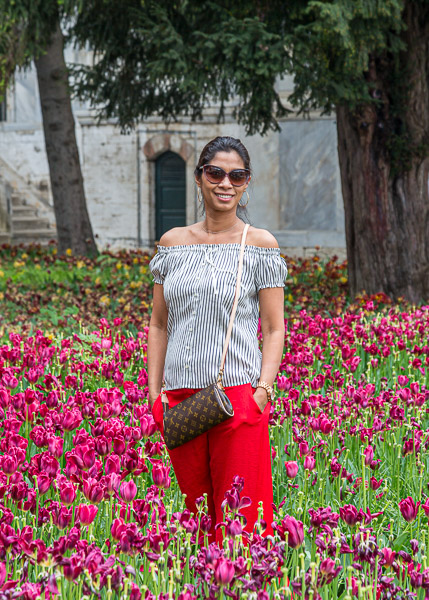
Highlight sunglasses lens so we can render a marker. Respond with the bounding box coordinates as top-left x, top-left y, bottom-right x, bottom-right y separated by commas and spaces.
204, 166, 225, 184
229, 170, 249, 186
